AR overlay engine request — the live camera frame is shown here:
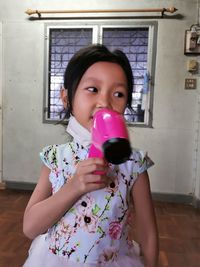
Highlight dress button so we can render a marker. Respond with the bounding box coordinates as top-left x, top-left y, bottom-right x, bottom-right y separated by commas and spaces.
81, 201, 87, 207
110, 182, 115, 188
84, 216, 91, 223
